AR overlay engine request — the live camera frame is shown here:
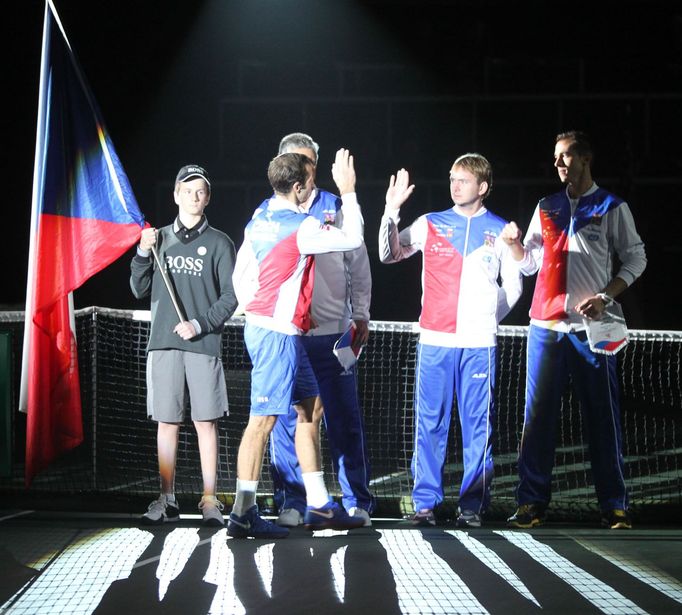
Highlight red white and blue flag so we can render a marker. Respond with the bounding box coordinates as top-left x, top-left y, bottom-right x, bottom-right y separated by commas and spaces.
20, 0, 146, 485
